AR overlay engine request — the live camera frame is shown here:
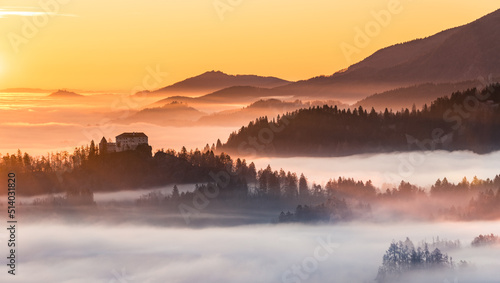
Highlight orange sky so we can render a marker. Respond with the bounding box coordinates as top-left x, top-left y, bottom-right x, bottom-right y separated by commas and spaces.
0, 0, 498, 91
